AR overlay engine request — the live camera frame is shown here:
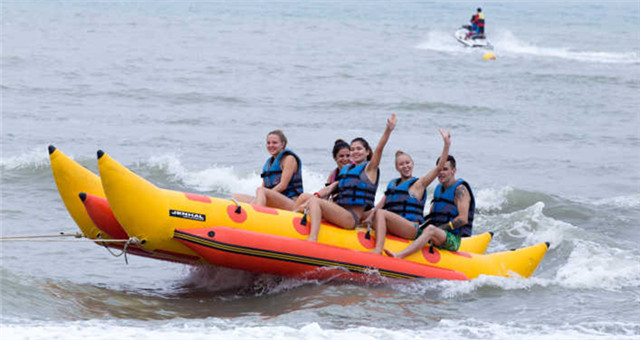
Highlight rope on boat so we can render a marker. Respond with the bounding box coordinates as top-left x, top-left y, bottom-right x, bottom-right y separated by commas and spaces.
0, 232, 83, 240
1, 232, 149, 265
1, 232, 142, 264
100, 235, 141, 265
0, 232, 131, 243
